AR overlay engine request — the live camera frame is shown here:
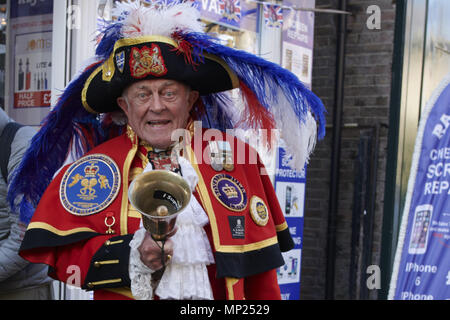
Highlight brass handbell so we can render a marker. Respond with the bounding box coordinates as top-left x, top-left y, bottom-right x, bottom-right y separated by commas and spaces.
128, 170, 191, 241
